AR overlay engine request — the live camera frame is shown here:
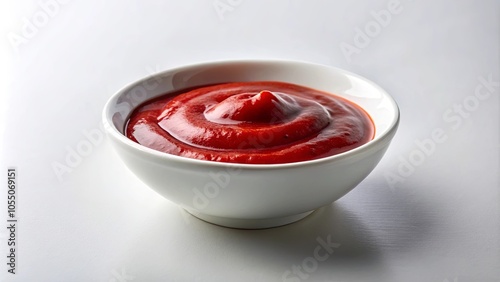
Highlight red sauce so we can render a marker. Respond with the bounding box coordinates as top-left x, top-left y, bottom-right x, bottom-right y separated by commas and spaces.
126, 81, 375, 164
